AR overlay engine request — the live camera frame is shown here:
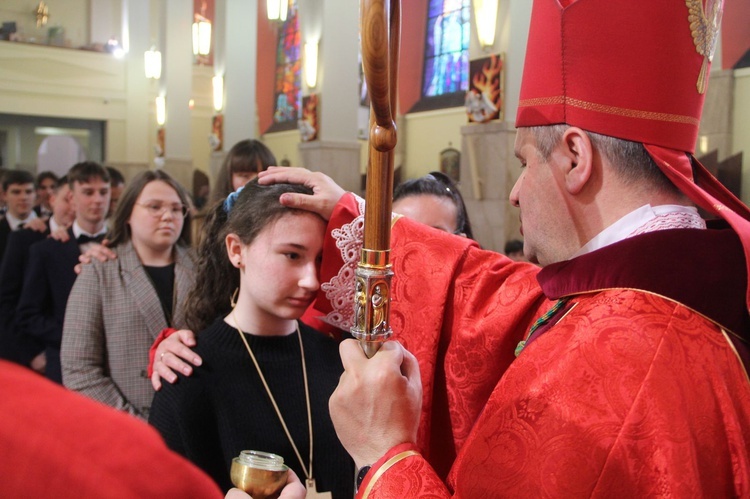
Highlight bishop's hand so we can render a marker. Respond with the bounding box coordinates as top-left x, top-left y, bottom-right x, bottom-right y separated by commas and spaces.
257, 167, 345, 221
329, 339, 422, 468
